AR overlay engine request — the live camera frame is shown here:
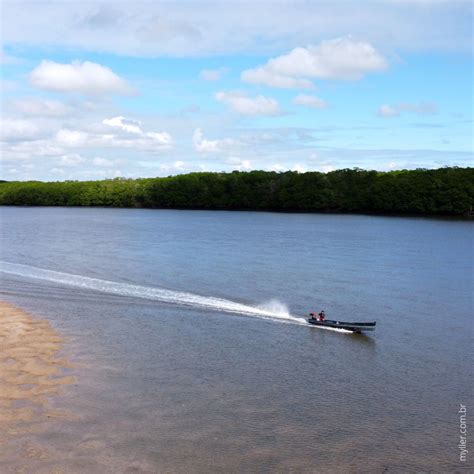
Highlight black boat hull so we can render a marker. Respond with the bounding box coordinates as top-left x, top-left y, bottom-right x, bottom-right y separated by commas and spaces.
307, 318, 376, 332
